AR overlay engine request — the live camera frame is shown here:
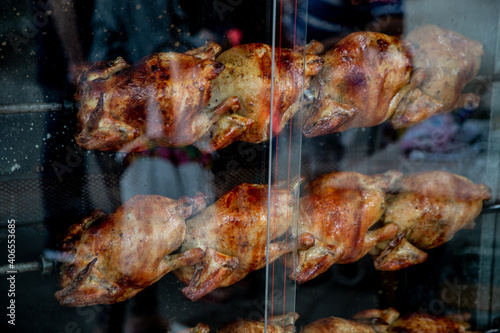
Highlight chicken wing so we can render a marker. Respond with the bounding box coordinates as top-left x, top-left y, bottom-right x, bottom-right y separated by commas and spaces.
302, 32, 413, 136
391, 24, 484, 128
195, 43, 324, 152
55, 194, 207, 306
373, 171, 491, 271
174, 181, 314, 301
74, 42, 240, 152
287, 171, 401, 284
